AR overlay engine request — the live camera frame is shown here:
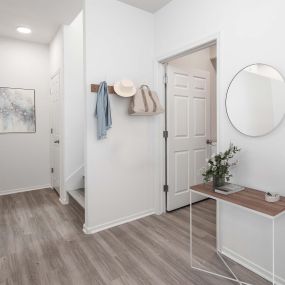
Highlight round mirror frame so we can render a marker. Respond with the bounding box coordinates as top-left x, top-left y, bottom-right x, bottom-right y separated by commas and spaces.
225, 63, 285, 137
